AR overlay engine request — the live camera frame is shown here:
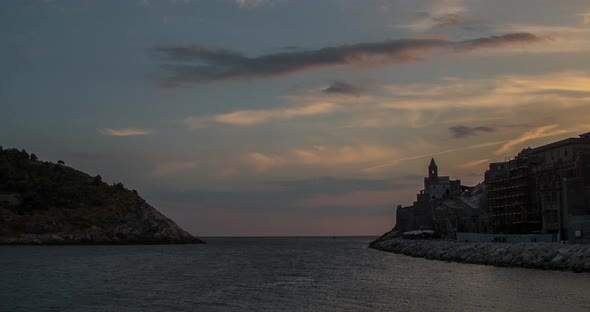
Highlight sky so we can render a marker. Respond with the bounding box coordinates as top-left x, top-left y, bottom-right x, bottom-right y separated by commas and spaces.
2, 0, 590, 236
